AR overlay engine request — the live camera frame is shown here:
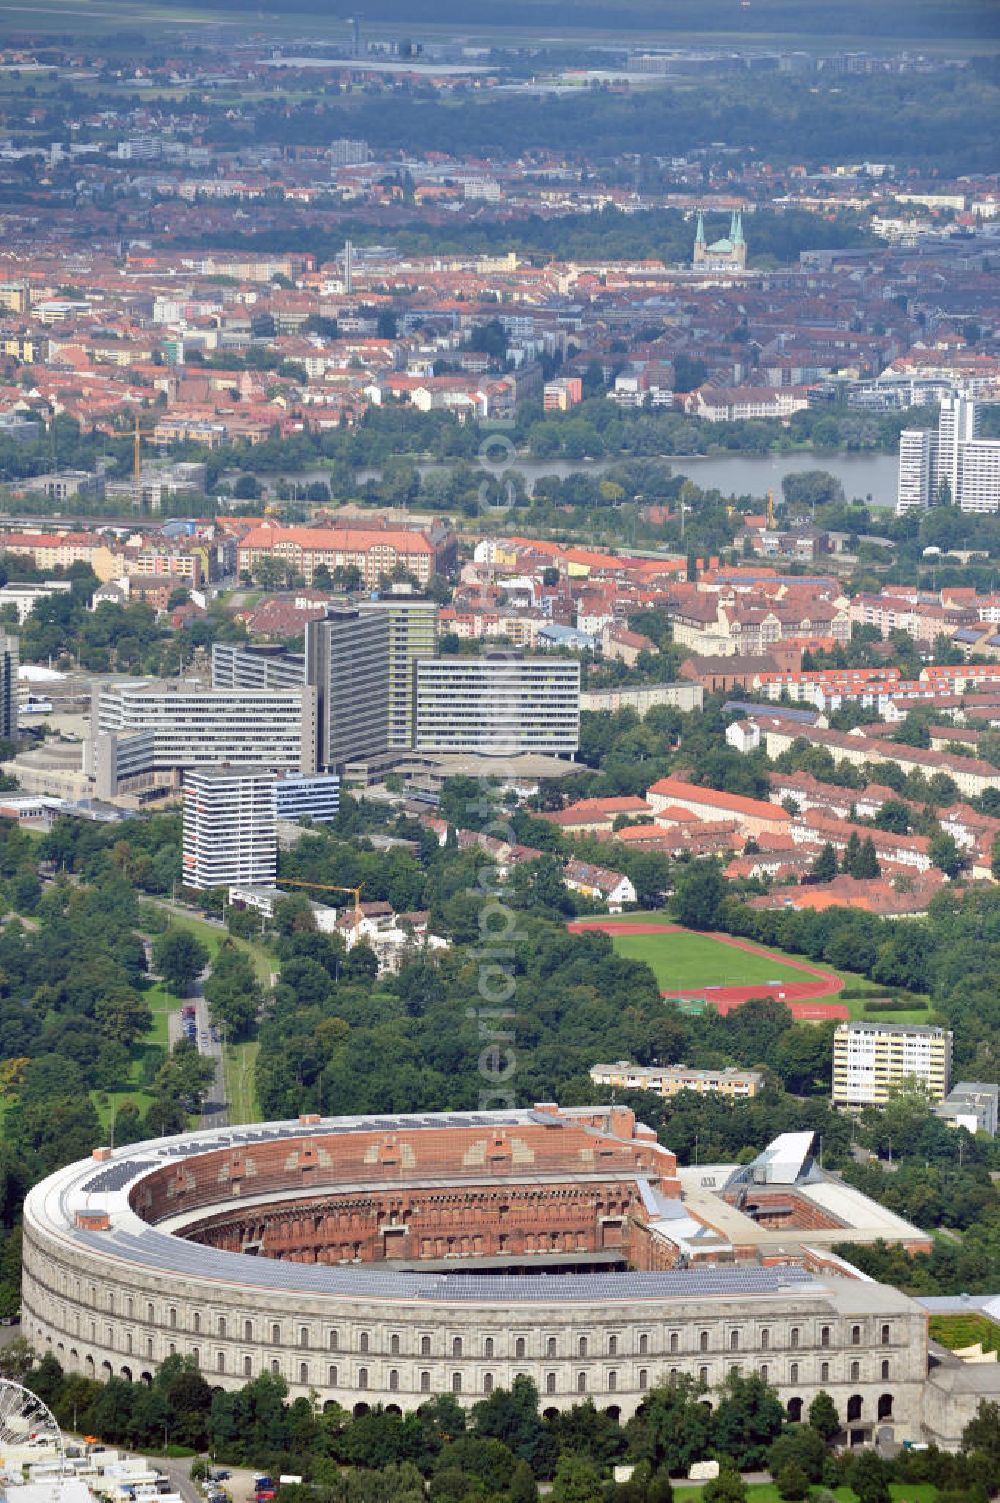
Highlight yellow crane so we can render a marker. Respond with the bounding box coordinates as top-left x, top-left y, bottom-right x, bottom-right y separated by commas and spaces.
766, 487, 777, 529
128, 410, 159, 510
276, 878, 364, 928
